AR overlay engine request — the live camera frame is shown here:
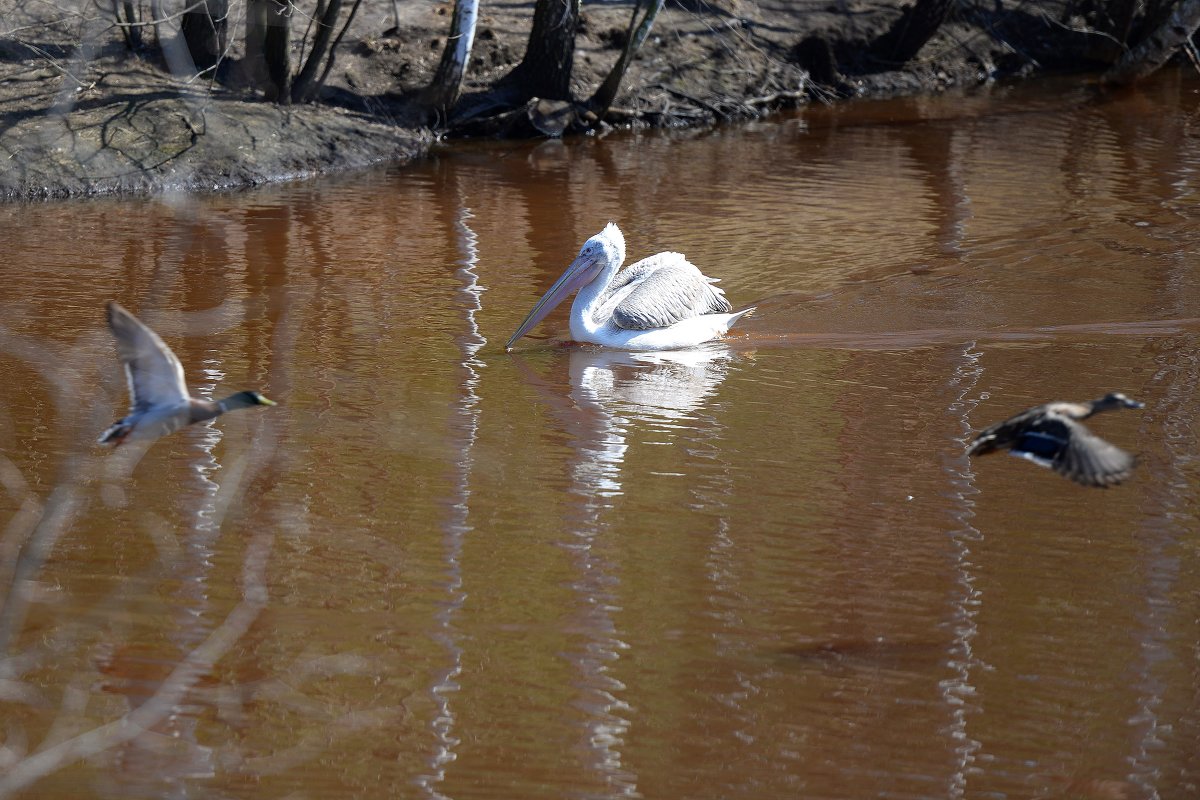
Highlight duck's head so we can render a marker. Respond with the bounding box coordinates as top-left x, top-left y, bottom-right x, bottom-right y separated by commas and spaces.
222, 391, 278, 410
1097, 392, 1143, 410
